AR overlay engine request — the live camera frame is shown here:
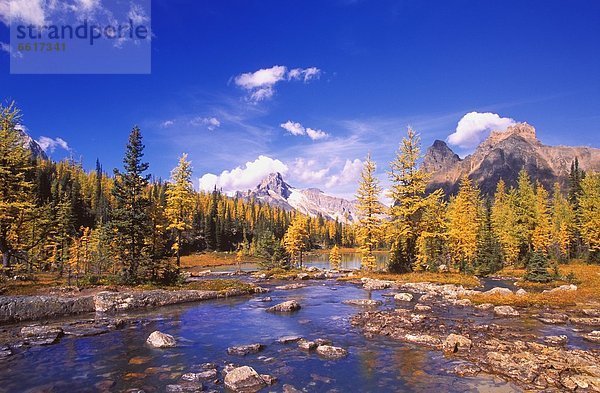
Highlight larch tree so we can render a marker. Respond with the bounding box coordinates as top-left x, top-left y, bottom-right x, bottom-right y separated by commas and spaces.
446, 177, 482, 273
532, 182, 552, 254
329, 244, 342, 270
415, 191, 448, 272
491, 180, 520, 265
515, 170, 537, 257
579, 173, 600, 262
112, 126, 151, 283
387, 127, 435, 273
550, 183, 574, 261
356, 154, 383, 271
0, 102, 36, 269
283, 214, 309, 268
165, 154, 195, 267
